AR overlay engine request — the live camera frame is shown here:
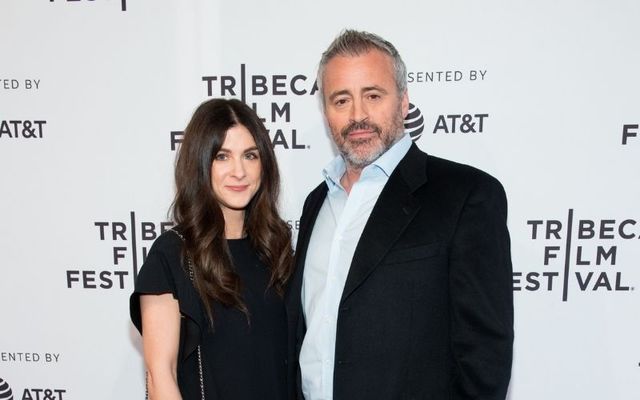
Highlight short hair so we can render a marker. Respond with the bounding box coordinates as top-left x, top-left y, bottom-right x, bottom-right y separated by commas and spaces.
317, 29, 407, 101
